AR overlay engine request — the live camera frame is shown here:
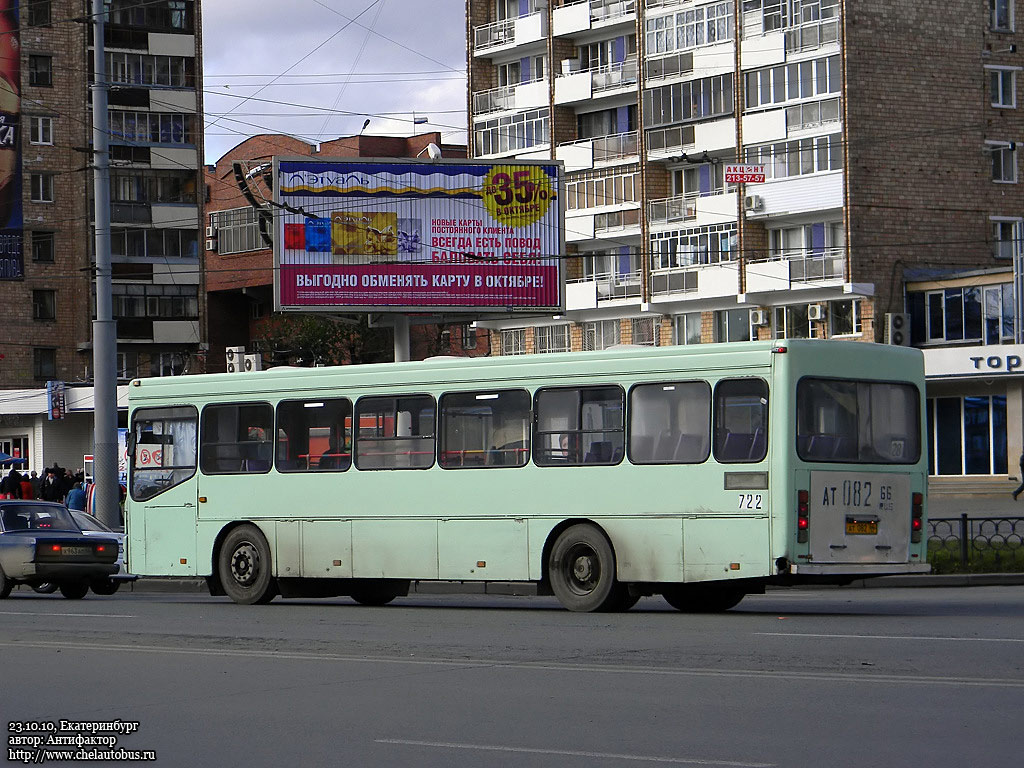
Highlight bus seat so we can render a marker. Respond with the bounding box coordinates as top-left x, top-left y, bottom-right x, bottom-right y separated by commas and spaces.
584, 441, 612, 464
749, 428, 766, 460
630, 436, 653, 462
654, 430, 678, 461
720, 431, 753, 461
674, 434, 704, 462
